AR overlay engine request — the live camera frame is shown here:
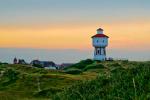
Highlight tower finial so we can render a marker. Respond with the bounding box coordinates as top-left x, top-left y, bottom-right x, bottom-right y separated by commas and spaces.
97, 28, 103, 34
97, 28, 103, 31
